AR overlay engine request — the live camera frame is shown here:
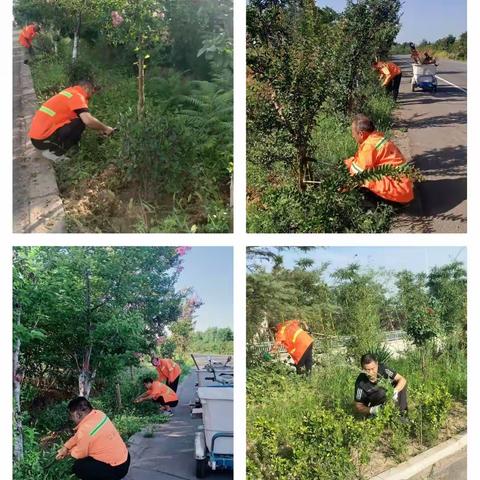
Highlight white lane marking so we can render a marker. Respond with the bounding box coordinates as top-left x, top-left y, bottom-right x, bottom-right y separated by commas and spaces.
435, 75, 467, 94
